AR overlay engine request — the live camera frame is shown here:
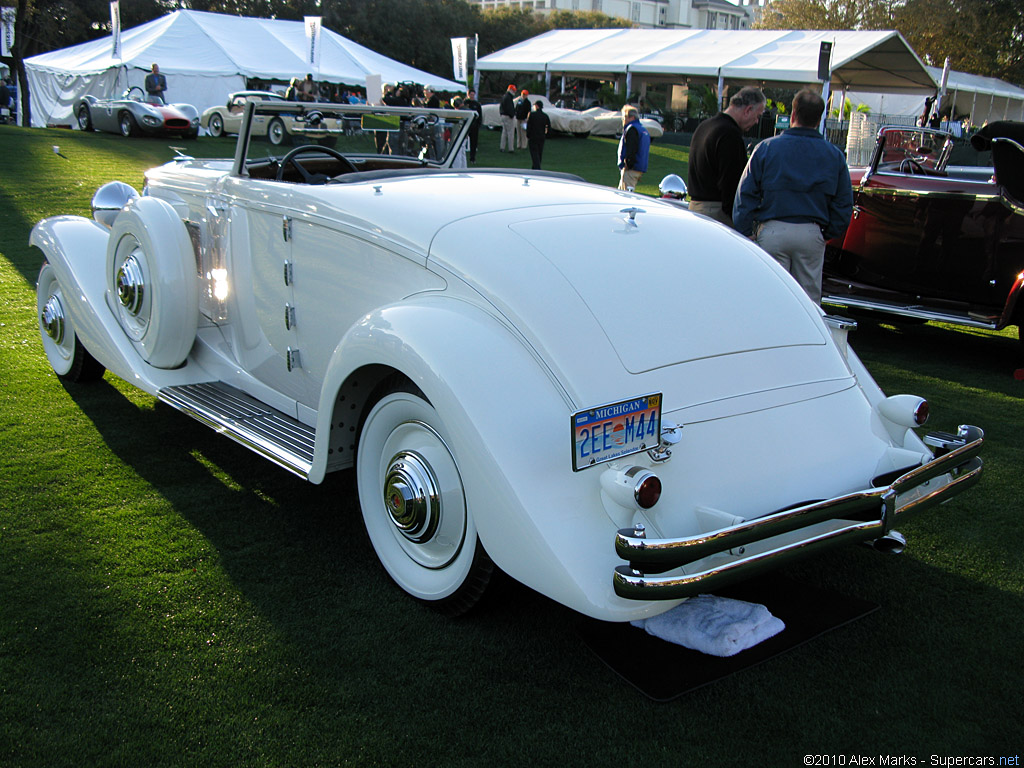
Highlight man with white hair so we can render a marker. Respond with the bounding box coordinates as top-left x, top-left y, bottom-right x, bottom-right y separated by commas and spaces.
617, 105, 650, 191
